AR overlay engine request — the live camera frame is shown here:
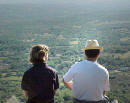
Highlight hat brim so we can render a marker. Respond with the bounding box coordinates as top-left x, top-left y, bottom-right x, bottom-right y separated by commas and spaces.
83, 46, 103, 51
